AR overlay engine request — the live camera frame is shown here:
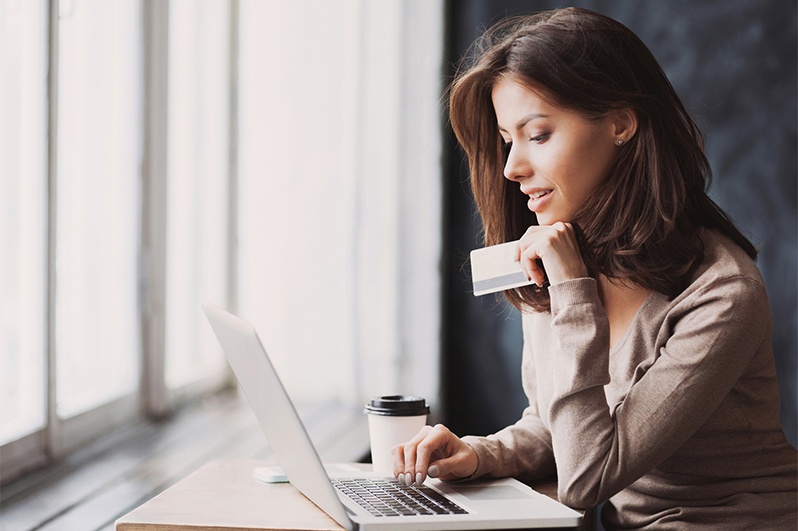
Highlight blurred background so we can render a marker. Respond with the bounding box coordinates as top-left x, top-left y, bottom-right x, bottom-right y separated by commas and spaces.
2, 0, 795, 514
